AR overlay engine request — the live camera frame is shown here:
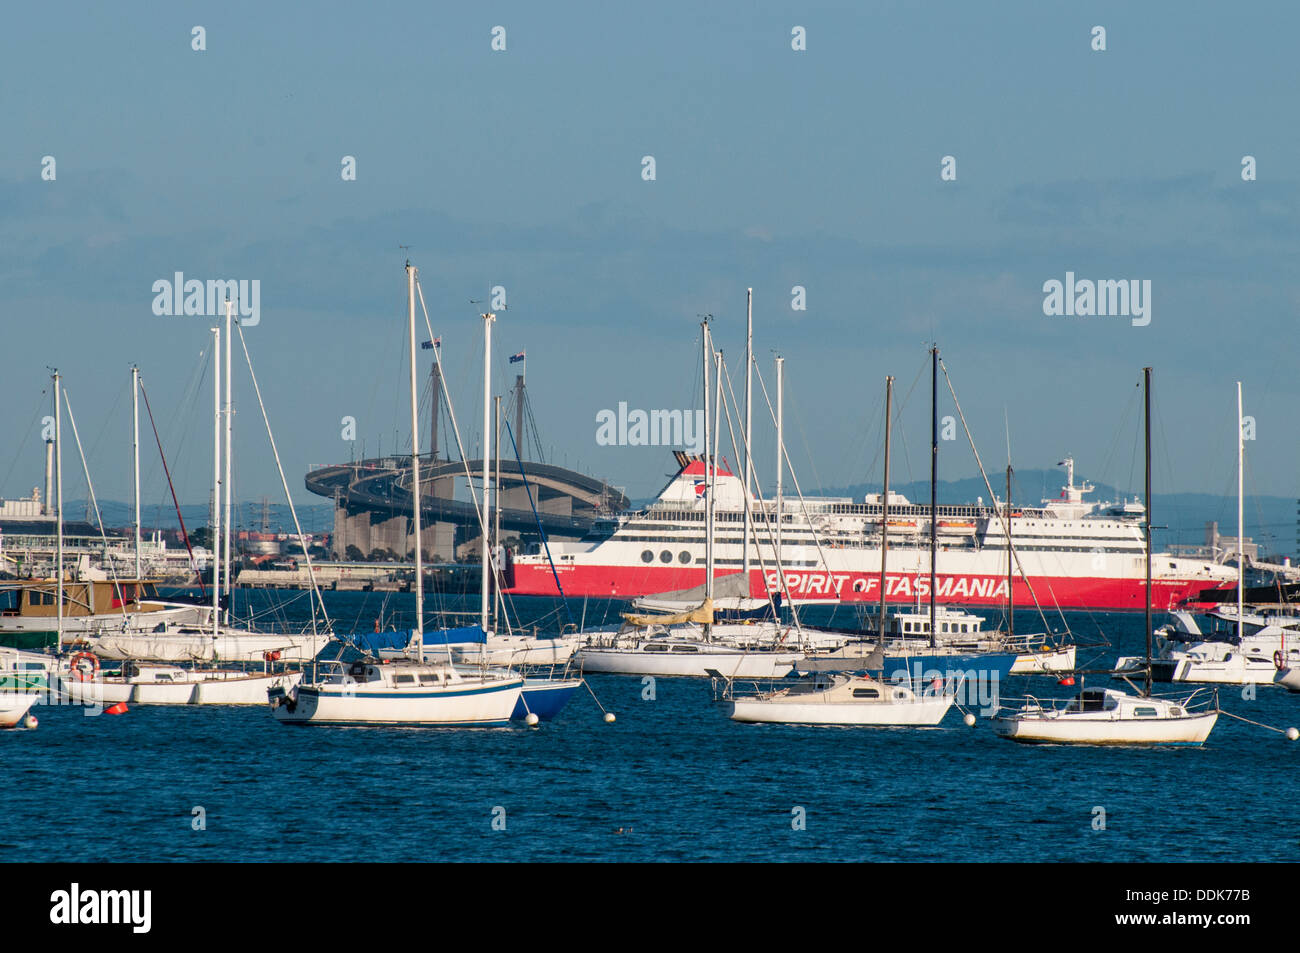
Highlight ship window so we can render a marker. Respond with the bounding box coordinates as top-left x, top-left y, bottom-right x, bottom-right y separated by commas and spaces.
644, 644, 669, 652
394, 674, 416, 685
419, 674, 441, 685
670, 645, 699, 653
641, 550, 653, 563
660, 550, 673, 564
903, 622, 911, 633
679, 551, 691, 564
852, 688, 880, 699
1170, 707, 1183, 717
1134, 706, 1159, 718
